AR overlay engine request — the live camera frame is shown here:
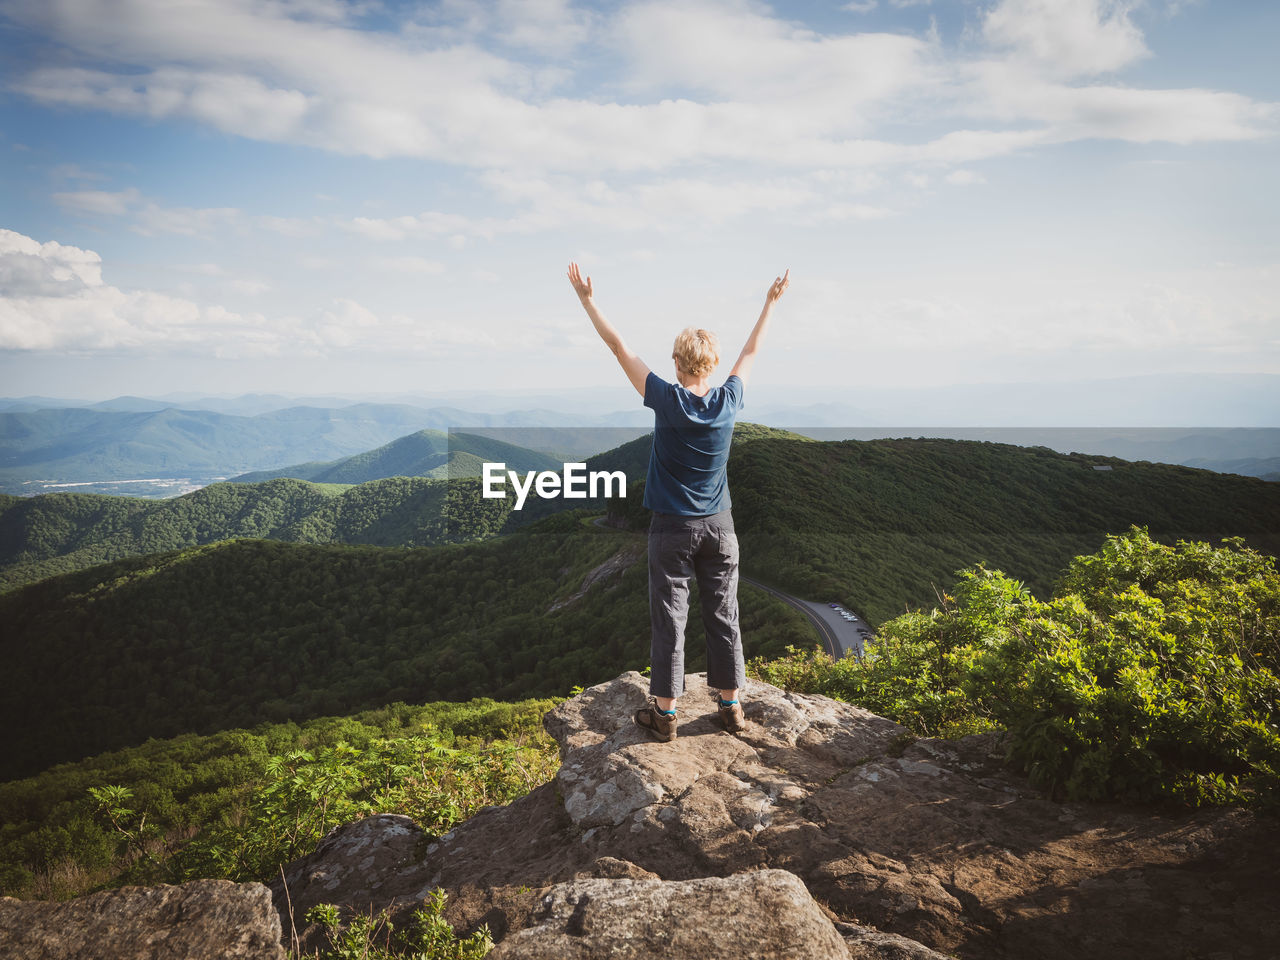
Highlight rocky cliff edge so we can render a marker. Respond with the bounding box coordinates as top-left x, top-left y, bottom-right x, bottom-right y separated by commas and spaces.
269, 671, 1280, 959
